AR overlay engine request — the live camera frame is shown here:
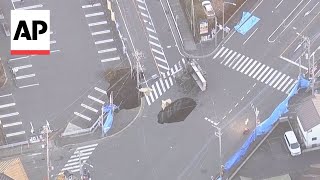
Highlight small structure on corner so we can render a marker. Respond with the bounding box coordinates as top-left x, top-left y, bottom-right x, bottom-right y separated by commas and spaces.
187, 59, 207, 91
295, 94, 320, 148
